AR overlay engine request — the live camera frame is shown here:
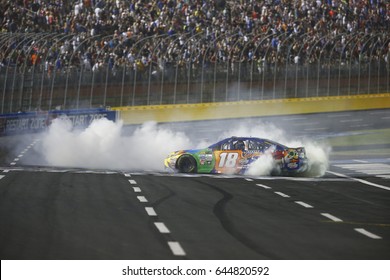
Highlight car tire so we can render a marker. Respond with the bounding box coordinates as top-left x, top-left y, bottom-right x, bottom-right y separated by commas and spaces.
177, 155, 197, 173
